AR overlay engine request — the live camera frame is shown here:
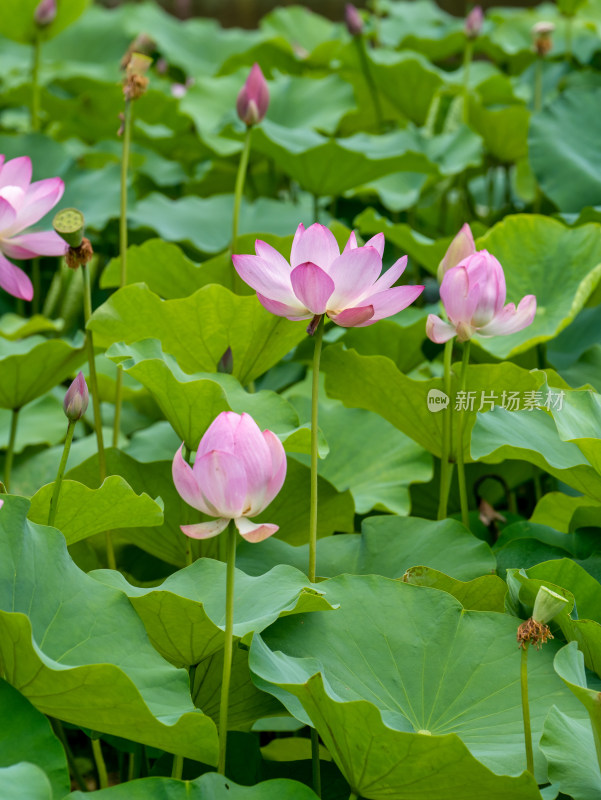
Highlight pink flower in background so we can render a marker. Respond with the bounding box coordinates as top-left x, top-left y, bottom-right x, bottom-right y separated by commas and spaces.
465, 6, 484, 38
172, 411, 286, 543
236, 63, 269, 126
0, 155, 66, 301
437, 222, 476, 283
345, 4, 364, 36
233, 223, 424, 329
426, 250, 537, 343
